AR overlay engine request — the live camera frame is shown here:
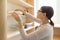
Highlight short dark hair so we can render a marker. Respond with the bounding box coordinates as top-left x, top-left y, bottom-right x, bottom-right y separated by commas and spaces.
41, 6, 54, 26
